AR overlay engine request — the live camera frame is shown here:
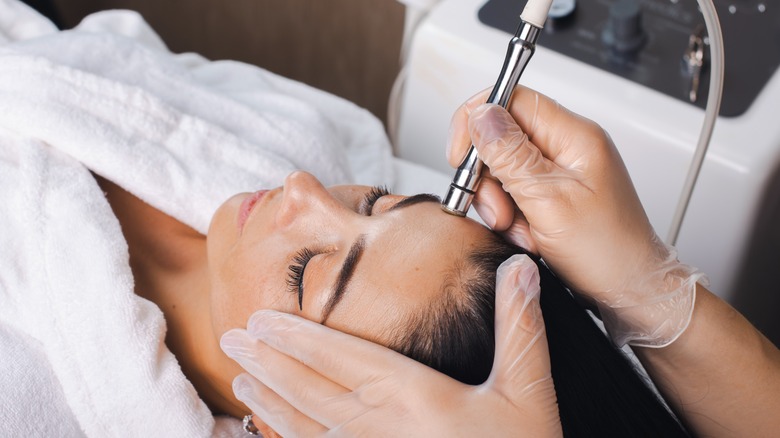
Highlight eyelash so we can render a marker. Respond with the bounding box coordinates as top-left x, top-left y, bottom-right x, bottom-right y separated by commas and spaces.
363, 185, 390, 215
286, 247, 316, 310
285, 185, 390, 310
